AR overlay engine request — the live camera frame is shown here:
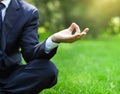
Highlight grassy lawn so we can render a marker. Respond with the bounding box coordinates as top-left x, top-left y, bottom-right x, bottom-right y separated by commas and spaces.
40, 37, 120, 94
